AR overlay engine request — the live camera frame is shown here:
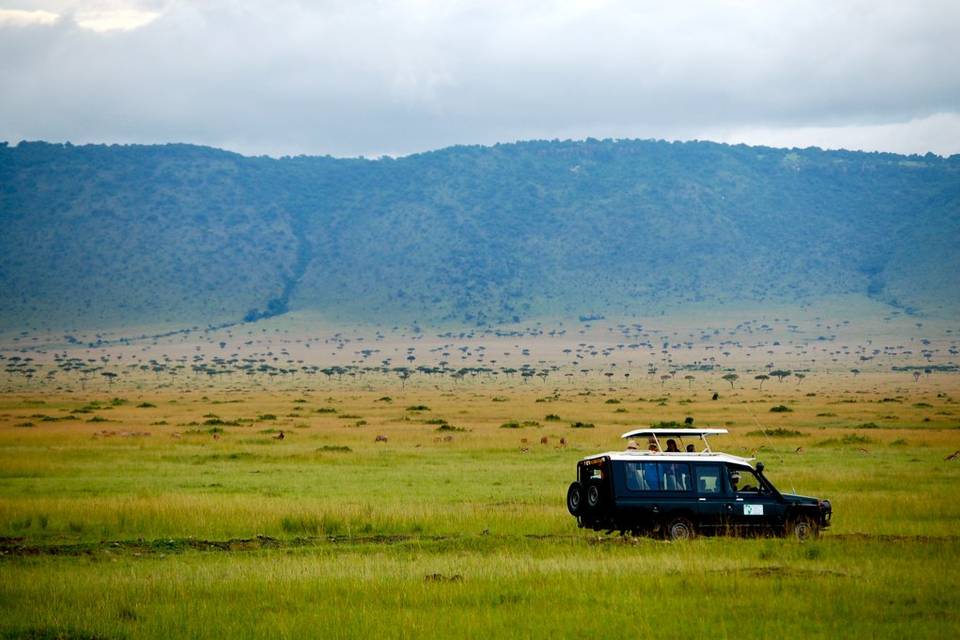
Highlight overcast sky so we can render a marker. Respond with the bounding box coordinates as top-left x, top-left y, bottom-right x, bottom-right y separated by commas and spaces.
1, 0, 958, 157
